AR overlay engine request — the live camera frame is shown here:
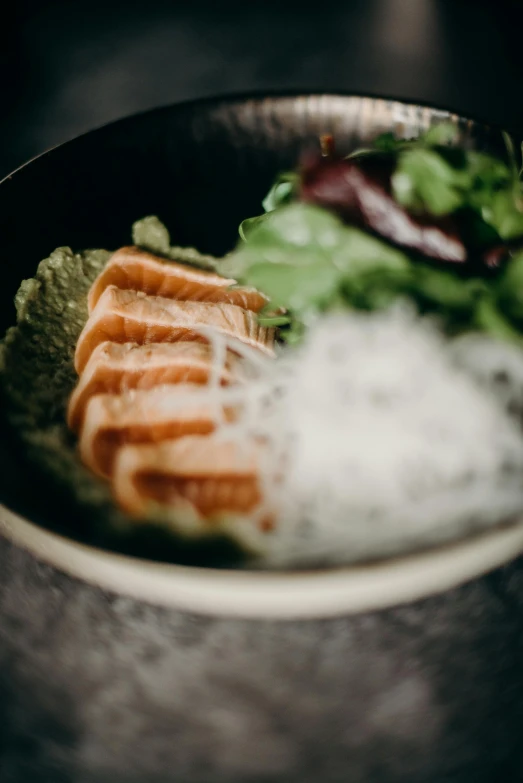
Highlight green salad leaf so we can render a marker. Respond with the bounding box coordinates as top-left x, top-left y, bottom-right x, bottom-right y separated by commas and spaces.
420, 122, 460, 146
307, 120, 523, 240
392, 148, 469, 215
480, 190, 523, 241
347, 123, 459, 161
389, 132, 523, 235
228, 199, 523, 346
262, 171, 300, 212
238, 212, 273, 241
231, 123, 523, 346
226, 204, 349, 332
240, 121, 523, 246
239, 172, 300, 240
473, 295, 523, 342
496, 250, 523, 321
